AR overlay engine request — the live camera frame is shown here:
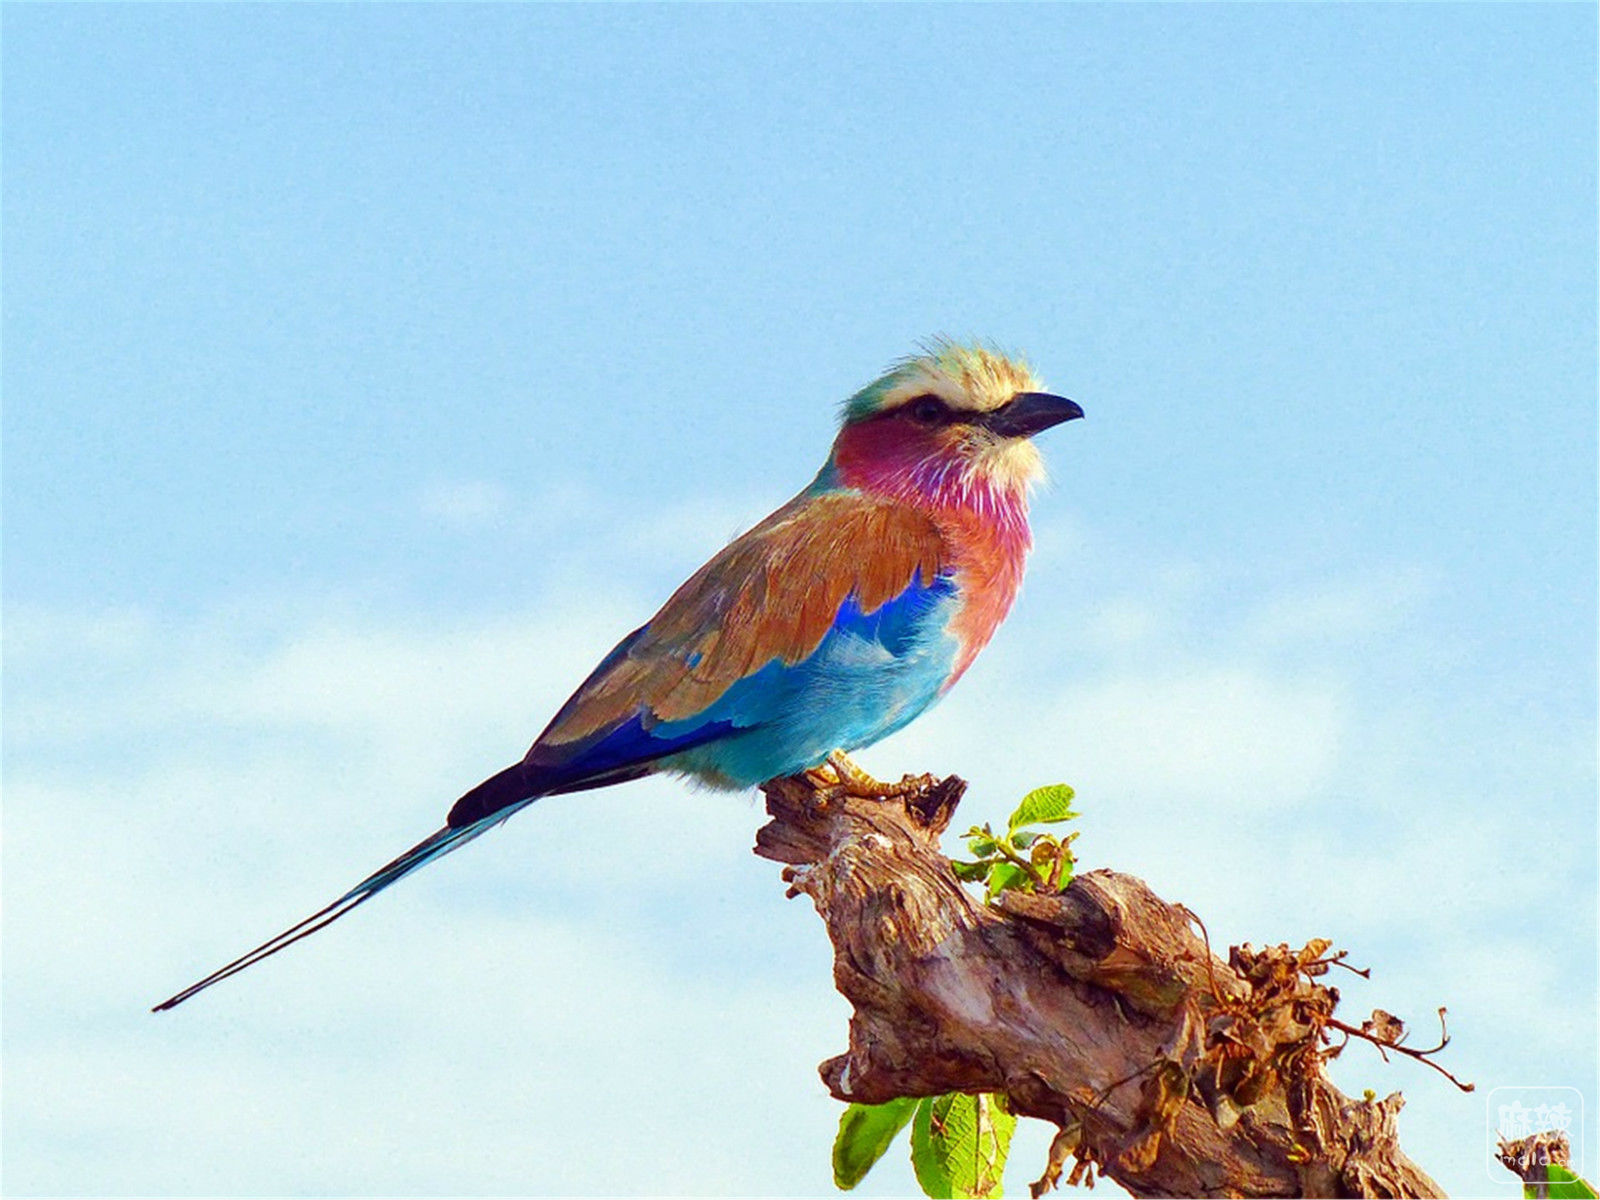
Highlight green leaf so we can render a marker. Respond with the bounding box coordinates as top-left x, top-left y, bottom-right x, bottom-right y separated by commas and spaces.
833, 1097, 918, 1190
1532, 1165, 1600, 1199
950, 860, 992, 883
909, 1092, 1018, 1198
1007, 785, 1077, 834
985, 862, 1031, 899
965, 834, 998, 858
